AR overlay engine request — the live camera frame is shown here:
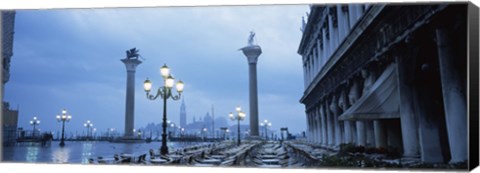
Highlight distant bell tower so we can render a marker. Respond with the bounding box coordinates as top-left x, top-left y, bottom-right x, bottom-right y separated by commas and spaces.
180, 98, 187, 128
